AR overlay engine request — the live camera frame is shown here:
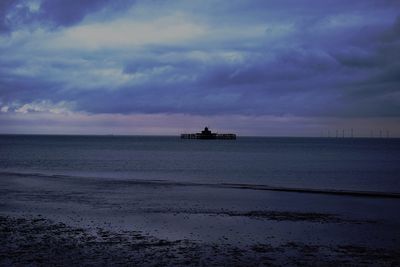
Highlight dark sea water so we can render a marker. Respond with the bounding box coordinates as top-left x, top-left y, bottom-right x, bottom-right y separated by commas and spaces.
1, 135, 399, 193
